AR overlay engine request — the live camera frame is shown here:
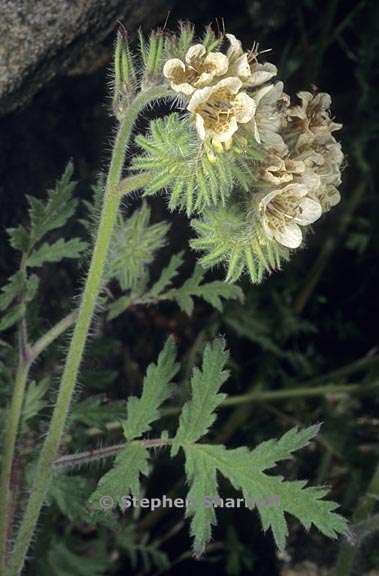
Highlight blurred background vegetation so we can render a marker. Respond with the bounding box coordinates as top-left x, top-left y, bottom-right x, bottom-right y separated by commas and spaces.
0, 0, 378, 574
